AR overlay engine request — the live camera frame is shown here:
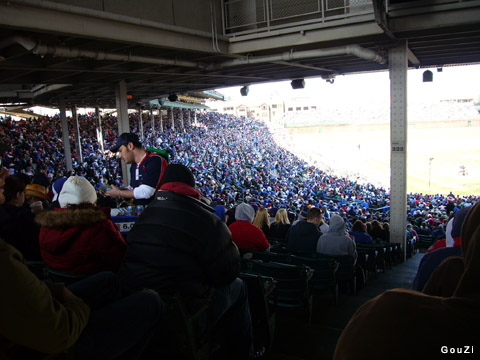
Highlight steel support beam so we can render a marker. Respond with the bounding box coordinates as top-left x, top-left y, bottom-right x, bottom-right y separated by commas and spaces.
229, 22, 382, 54
71, 106, 83, 165
0, 2, 228, 54
95, 107, 104, 153
115, 80, 130, 186
170, 107, 175, 131
59, 97, 73, 174
139, 109, 144, 140
159, 110, 163, 133
389, 40, 408, 261
150, 109, 155, 133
